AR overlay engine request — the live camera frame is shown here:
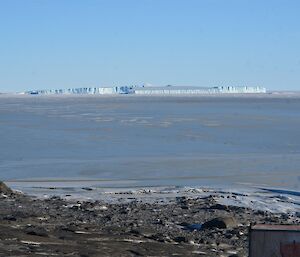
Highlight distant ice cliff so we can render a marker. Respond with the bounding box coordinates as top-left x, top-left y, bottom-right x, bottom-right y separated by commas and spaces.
23, 85, 266, 95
